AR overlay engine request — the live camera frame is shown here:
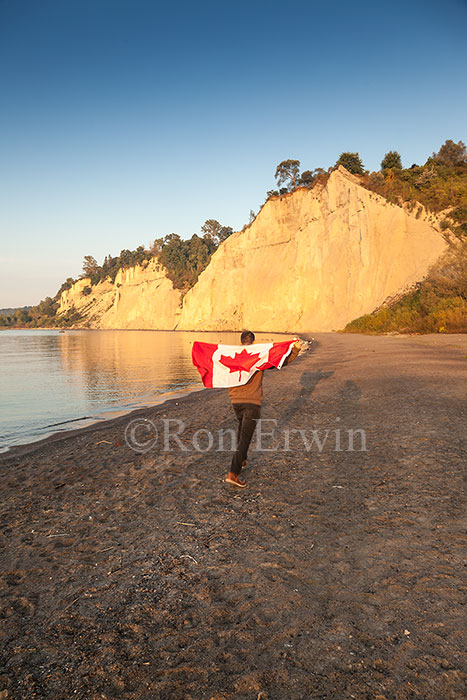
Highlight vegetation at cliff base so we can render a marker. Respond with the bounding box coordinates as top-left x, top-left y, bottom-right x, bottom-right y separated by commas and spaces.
342, 240, 467, 334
